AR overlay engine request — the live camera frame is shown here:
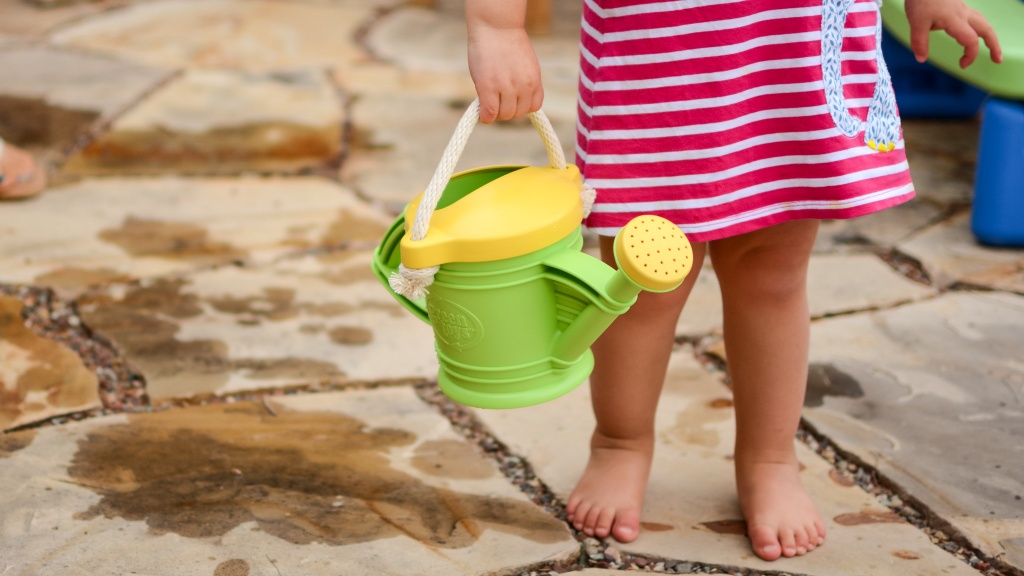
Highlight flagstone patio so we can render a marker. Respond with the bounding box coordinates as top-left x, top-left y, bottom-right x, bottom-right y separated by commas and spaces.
1, 0, 1022, 575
